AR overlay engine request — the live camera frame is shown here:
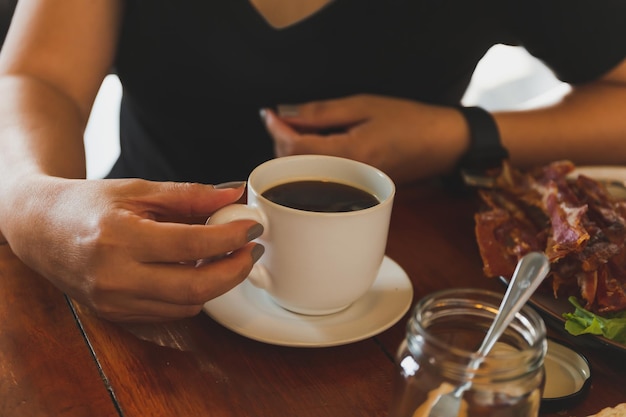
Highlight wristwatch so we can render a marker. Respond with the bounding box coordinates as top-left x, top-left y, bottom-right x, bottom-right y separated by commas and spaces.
443, 106, 509, 192
456, 106, 509, 174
